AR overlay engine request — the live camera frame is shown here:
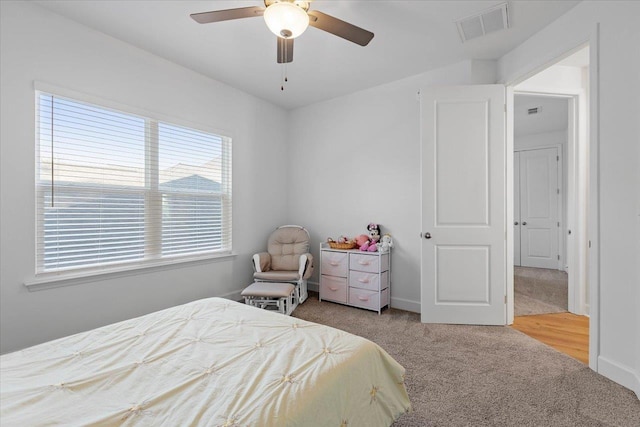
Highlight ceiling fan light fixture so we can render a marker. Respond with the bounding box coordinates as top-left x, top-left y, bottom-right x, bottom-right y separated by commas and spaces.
264, 2, 309, 39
